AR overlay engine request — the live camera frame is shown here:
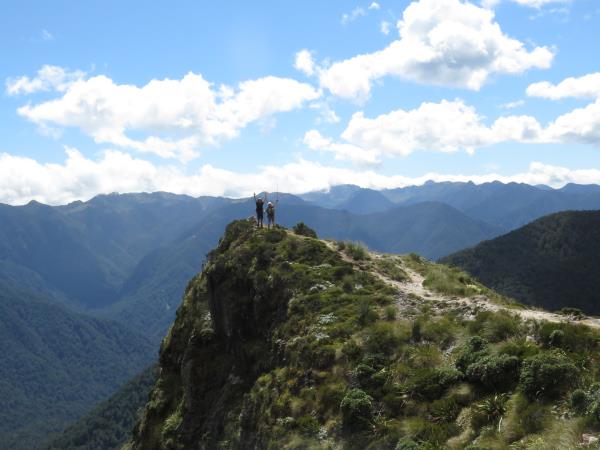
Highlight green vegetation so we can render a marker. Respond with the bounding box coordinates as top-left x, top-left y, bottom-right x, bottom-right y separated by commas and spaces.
292, 222, 318, 238
129, 219, 600, 450
45, 366, 157, 450
442, 210, 600, 314
0, 283, 154, 450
